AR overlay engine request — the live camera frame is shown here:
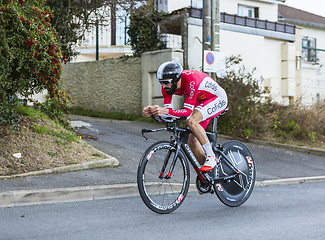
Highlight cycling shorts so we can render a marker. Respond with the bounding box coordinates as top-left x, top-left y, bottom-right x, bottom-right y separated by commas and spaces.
195, 88, 228, 129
